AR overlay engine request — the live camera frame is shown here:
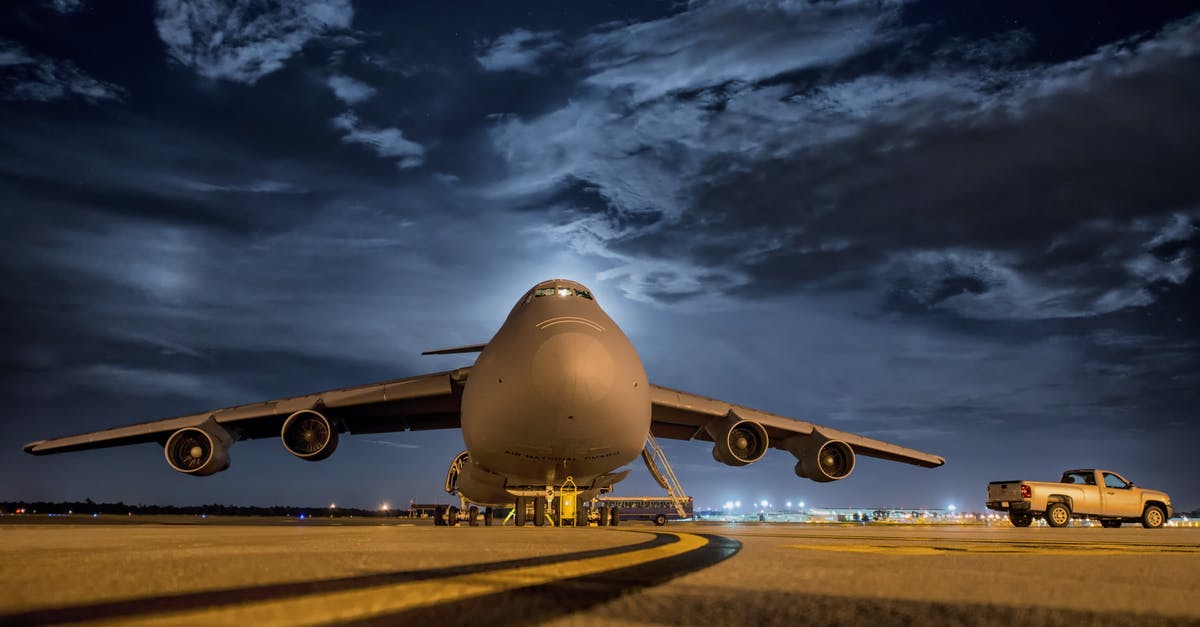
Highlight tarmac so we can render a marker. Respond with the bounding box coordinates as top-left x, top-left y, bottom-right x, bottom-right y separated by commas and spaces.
0, 517, 1197, 626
